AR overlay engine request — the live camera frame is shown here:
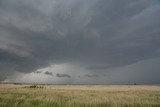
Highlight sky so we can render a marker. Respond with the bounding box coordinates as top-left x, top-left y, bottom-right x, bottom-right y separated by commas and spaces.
0, 0, 160, 84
